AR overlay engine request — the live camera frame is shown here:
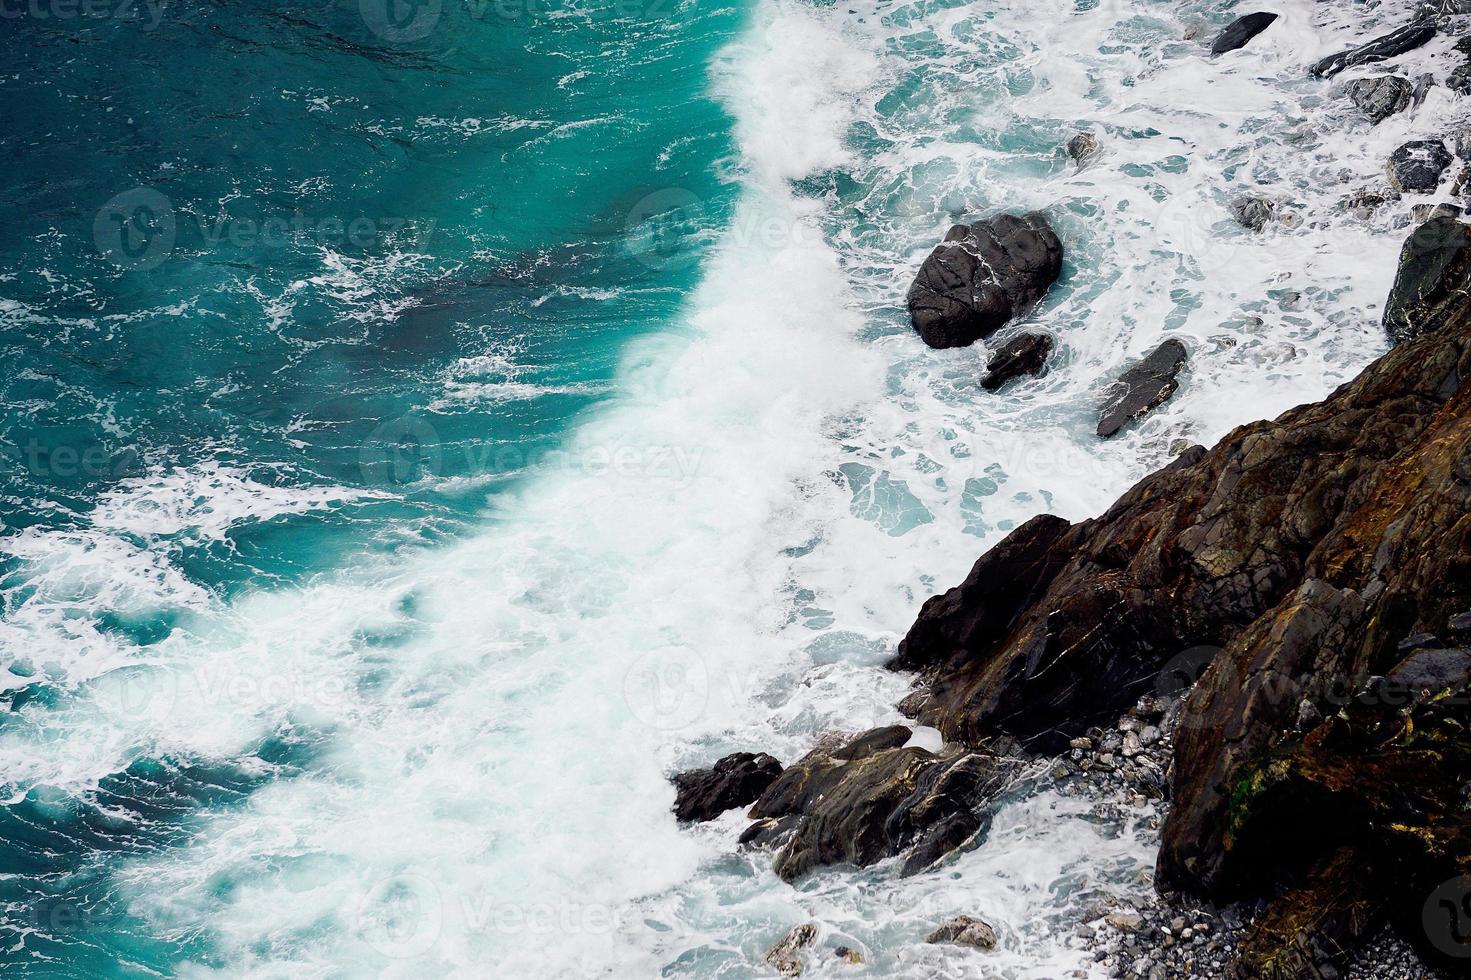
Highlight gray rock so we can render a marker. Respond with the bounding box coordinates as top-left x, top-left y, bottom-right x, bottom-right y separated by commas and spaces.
1387, 139, 1453, 193
981, 332, 1054, 391
765, 923, 818, 977
1345, 75, 1412, 123
1212, 12, 1278, 54
926, 915, 998, 949
1068, 132, 1100, 169
1310, 21, 1437, 78
1229, 195, 1275, 231
1449, 62, 1471, 95
1410, 203, 1464, 223
907, 213, 1064, 349
1097, 340, 1189, 438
